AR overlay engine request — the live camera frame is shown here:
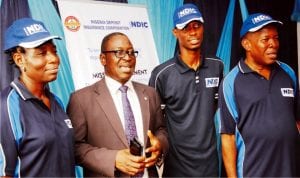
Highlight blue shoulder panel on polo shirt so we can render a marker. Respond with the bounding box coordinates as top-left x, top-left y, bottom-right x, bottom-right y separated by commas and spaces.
7, 90, 22, 177
0, 144, 5, 175
7, 90, 23, 147
236, 129, 245, 177
222, 65, 239, 122
222, 65, 246, 177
